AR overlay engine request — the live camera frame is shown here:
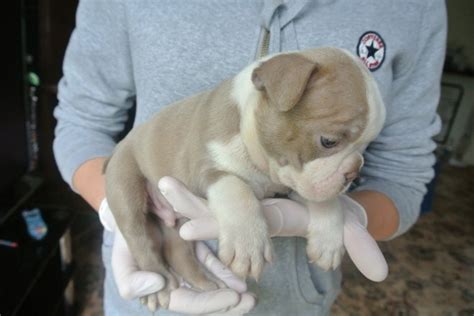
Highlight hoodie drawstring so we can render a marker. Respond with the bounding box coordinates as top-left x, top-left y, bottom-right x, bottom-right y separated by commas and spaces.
260, 0, 311, 54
